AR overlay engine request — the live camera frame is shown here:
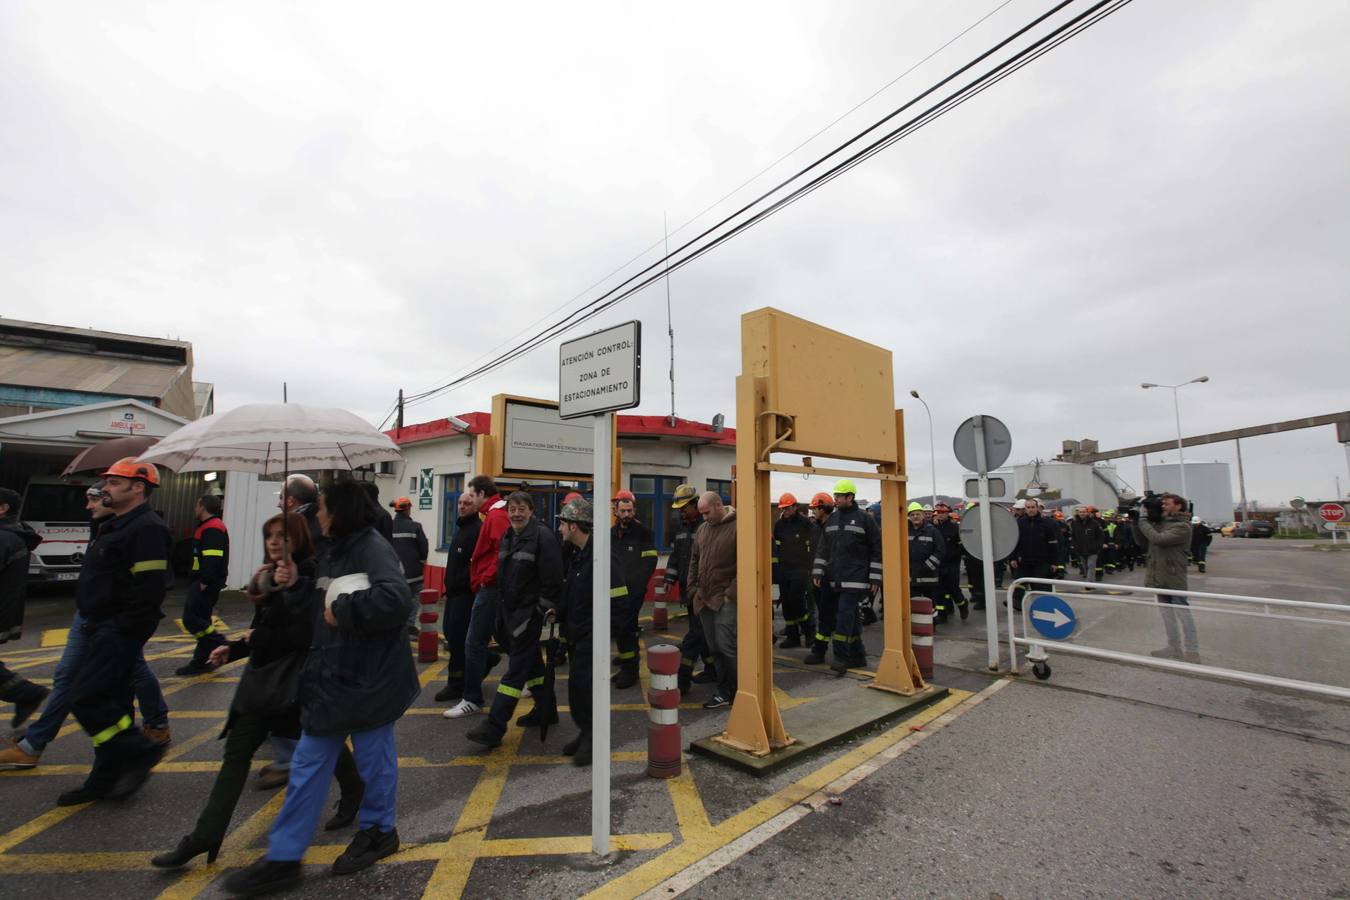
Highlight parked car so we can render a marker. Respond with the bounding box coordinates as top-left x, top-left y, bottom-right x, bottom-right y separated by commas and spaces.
1220, 522, 1239, 536
1233, 520, 1276, 538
